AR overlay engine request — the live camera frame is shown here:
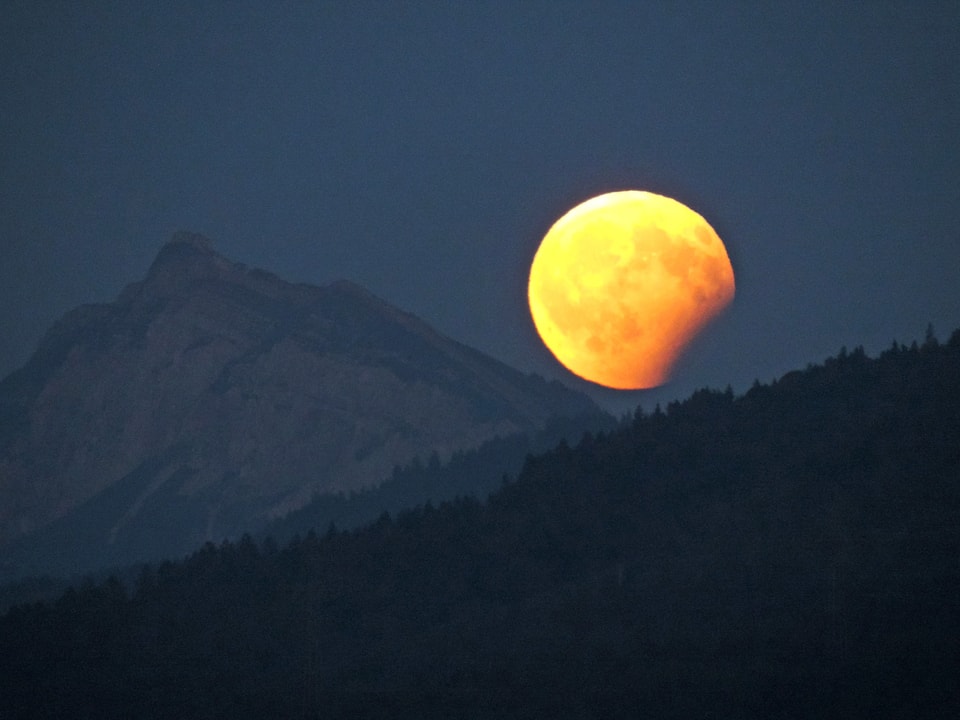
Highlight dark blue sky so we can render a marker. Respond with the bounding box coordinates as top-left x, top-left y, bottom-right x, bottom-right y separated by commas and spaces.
3, 1, 958, 414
